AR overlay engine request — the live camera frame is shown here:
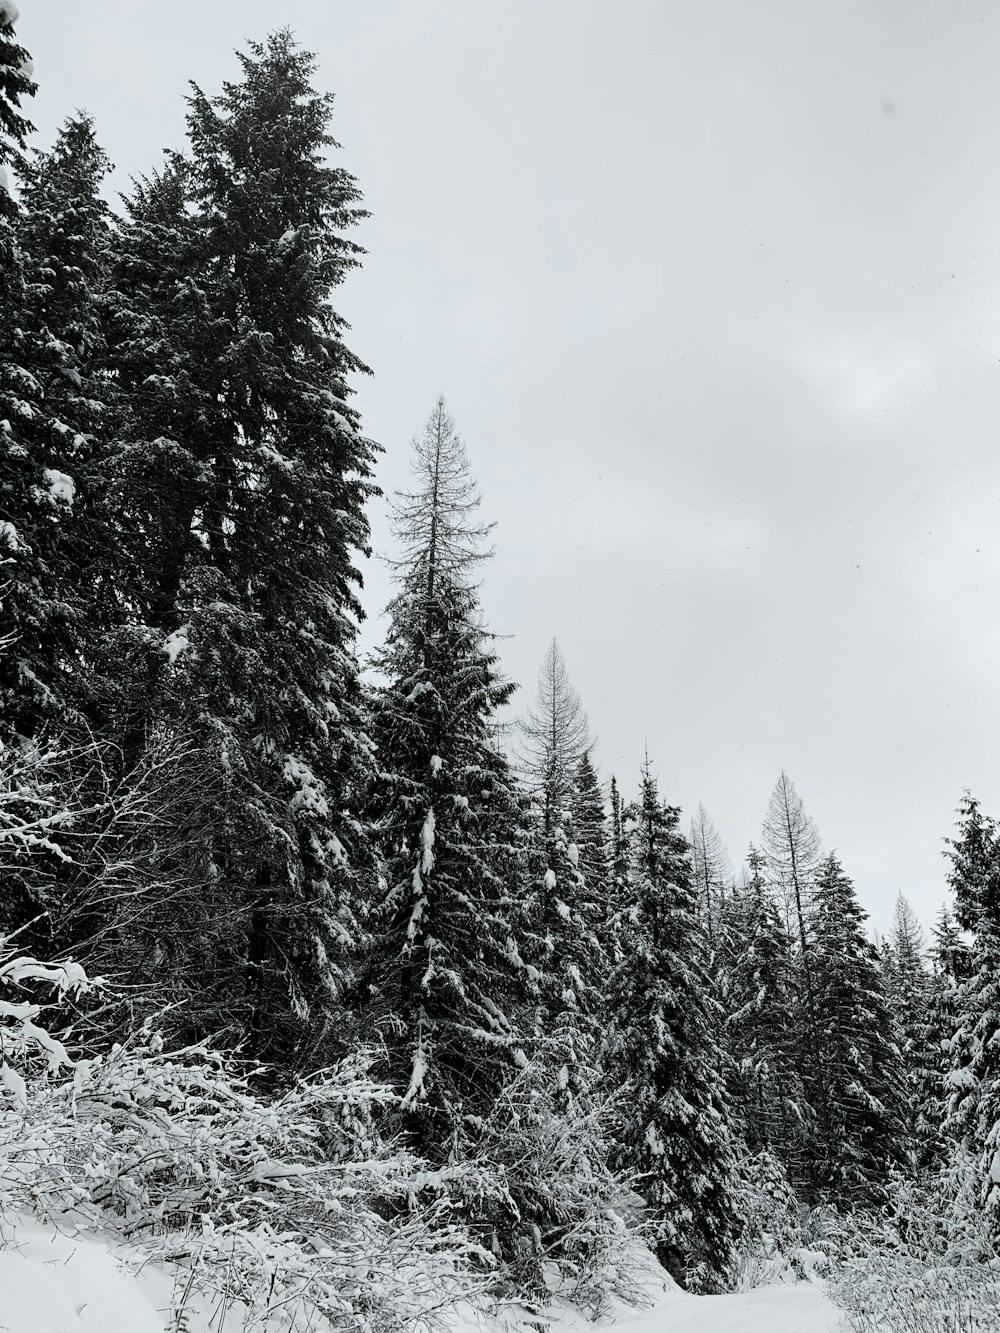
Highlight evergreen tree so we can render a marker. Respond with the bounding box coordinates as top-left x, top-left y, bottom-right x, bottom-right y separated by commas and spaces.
7, 115, 113, 729
944, 797, 1000, 1228
366, 397, 528, 1157
608, 757, 742, 1290
0, 1, 33, 224
805, 852, 908, 1202
721, 847, 809, 1177
882, 893, 934, 1145
86, 33, 379, 1065
915, 904, 968, 1167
